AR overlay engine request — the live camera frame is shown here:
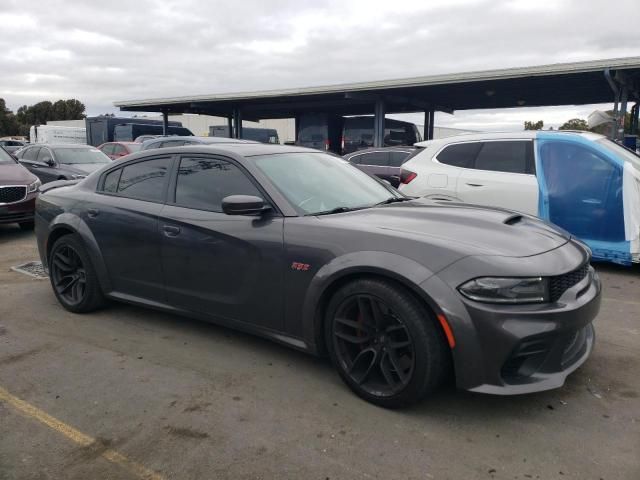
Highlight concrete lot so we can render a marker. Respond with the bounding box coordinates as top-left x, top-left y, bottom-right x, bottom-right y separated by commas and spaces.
0, 224, 638, 480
